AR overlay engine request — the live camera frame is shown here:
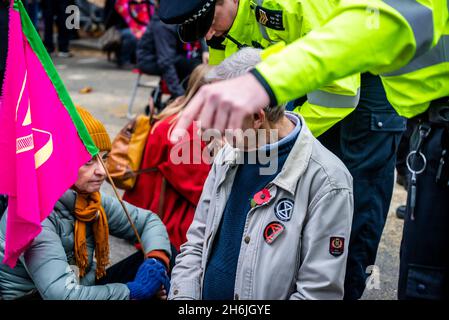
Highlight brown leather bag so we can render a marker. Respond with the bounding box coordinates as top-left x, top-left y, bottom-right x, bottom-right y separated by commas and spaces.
106, 114, 153, 190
